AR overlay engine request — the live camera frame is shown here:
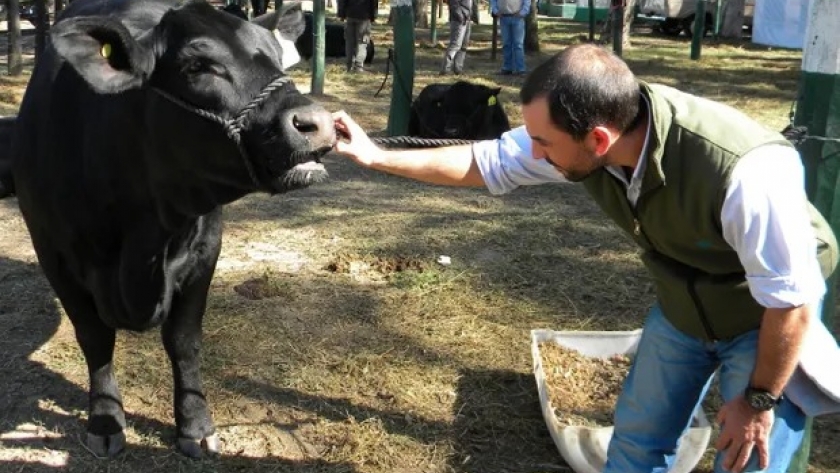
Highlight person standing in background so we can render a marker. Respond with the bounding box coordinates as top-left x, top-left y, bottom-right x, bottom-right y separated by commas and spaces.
250, 0, 267, 16
440, 0, 474, 75
490, 0, 529, 75
338, 0, 378, 73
